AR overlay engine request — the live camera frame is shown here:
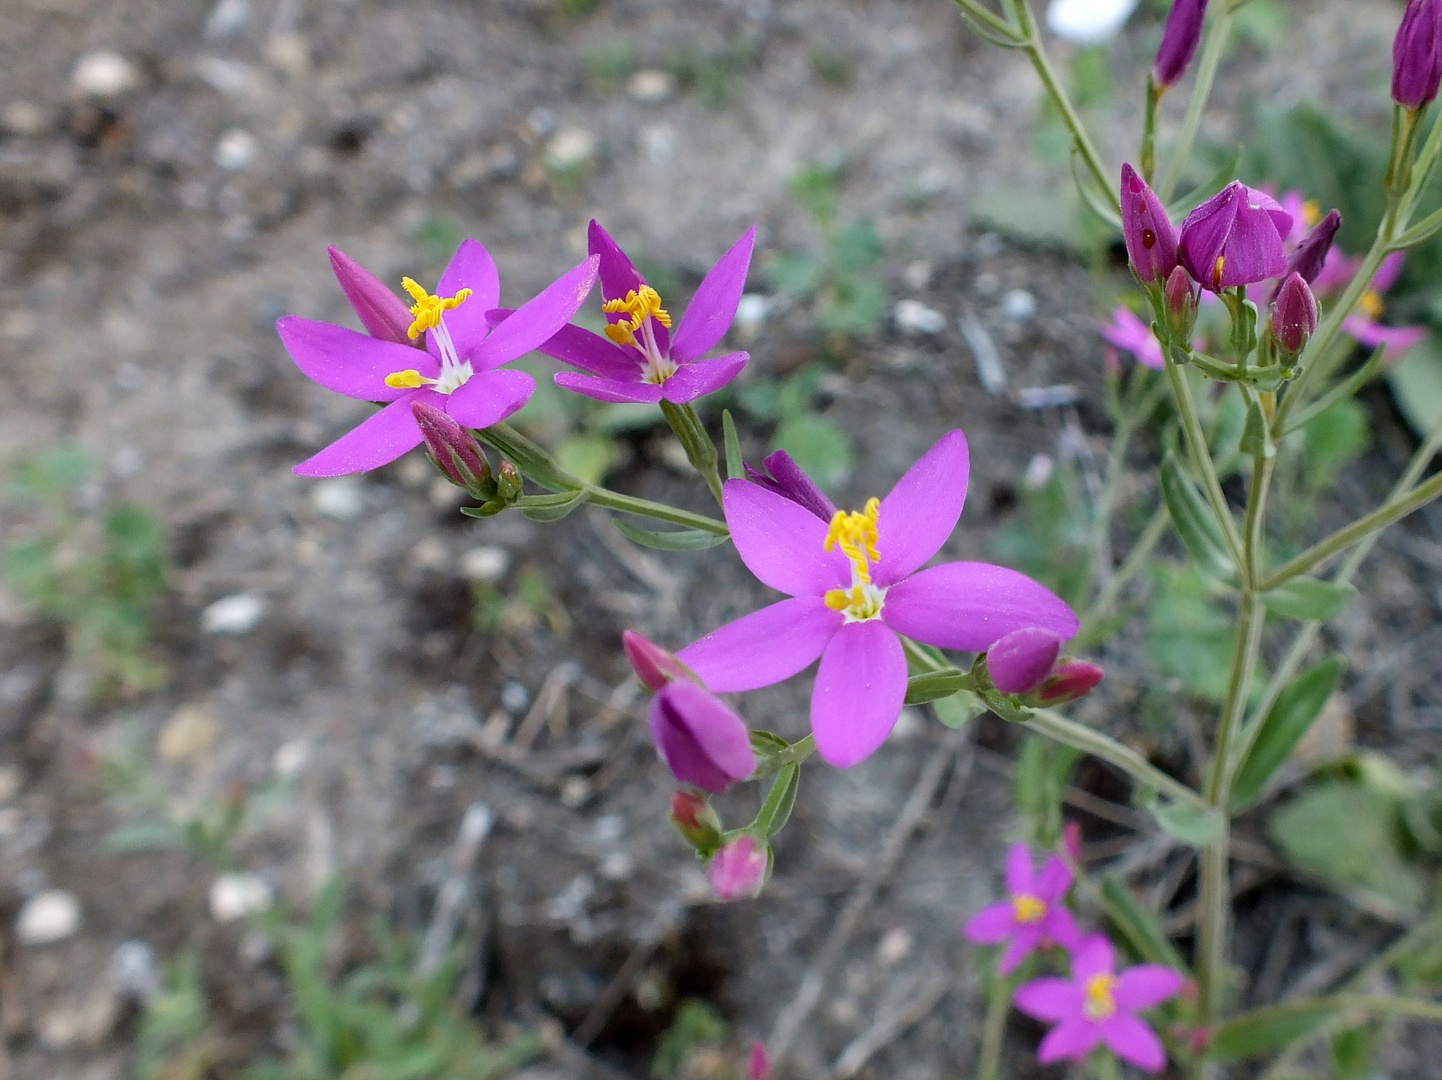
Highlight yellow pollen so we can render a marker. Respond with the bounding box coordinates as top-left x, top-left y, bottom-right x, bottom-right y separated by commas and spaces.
1083, 974, 1117, 1022
1212, 255, 1226, 291
1013, 894, 1047, 924
384, 369, 433, 389
602, 285, 672, 346
1302, 200, 1322, 228
824, 498, 882, 584
1359, 289, 1385, 320
824, 584, 885, 621
401, 277, 473, 340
